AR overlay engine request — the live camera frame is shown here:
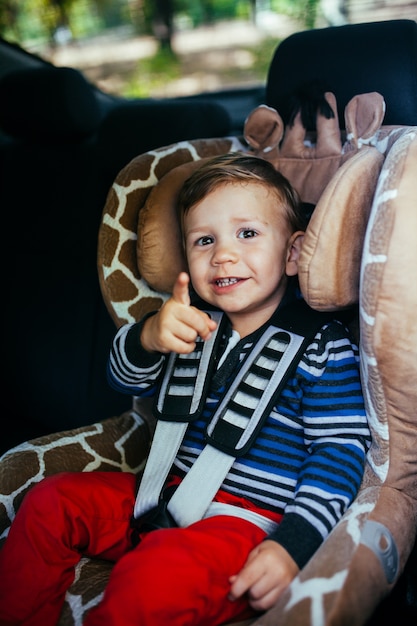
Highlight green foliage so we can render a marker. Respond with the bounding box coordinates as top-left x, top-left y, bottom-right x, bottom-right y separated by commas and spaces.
271, 0, 320, 26
1, 0, 264, 42
0, 0, 18, 37
303, 0, 319, 28
0, 0, 118, 42
0, 0, 317, 57
123, 46, 181, 97
67, 0, 104, 38
121, 34, 280, 99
